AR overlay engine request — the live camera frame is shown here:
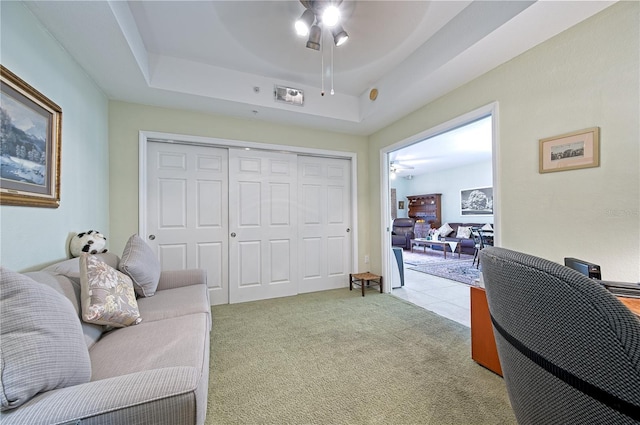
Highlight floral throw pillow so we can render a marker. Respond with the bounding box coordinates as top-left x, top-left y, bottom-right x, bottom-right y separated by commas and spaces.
79, 254, 142, 328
